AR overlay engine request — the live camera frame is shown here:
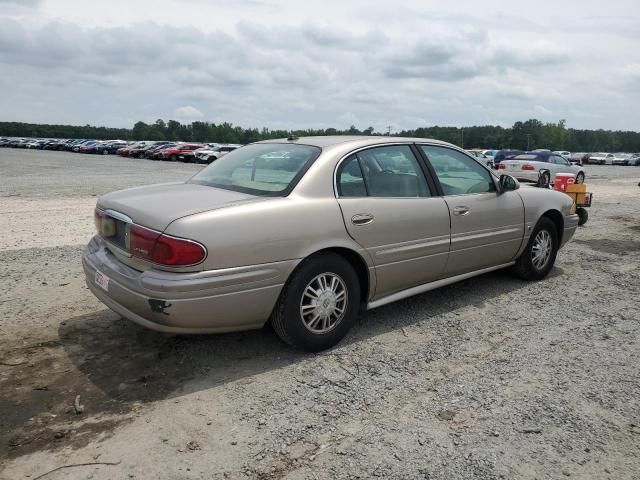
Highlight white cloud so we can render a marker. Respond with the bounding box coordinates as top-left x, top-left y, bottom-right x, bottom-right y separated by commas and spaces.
174, 106, 204, 121
0, 0, 638, 131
